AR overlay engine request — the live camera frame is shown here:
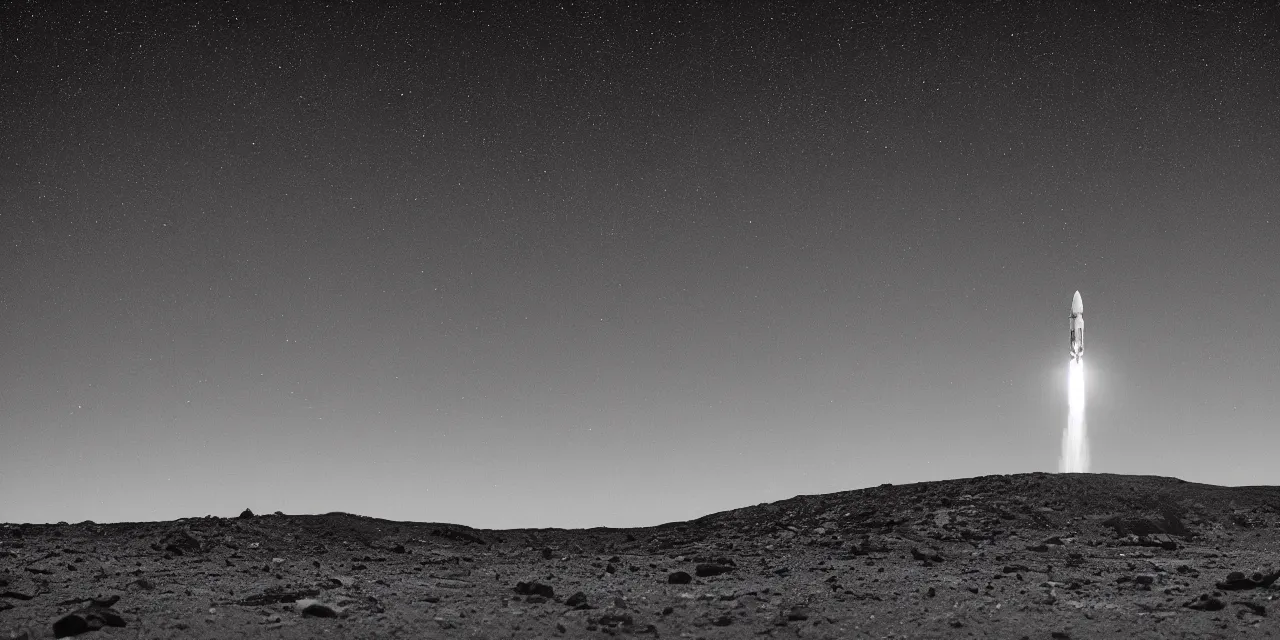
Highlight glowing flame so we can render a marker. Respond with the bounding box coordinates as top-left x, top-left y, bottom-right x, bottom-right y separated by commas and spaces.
1060, 358, 1088, 472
